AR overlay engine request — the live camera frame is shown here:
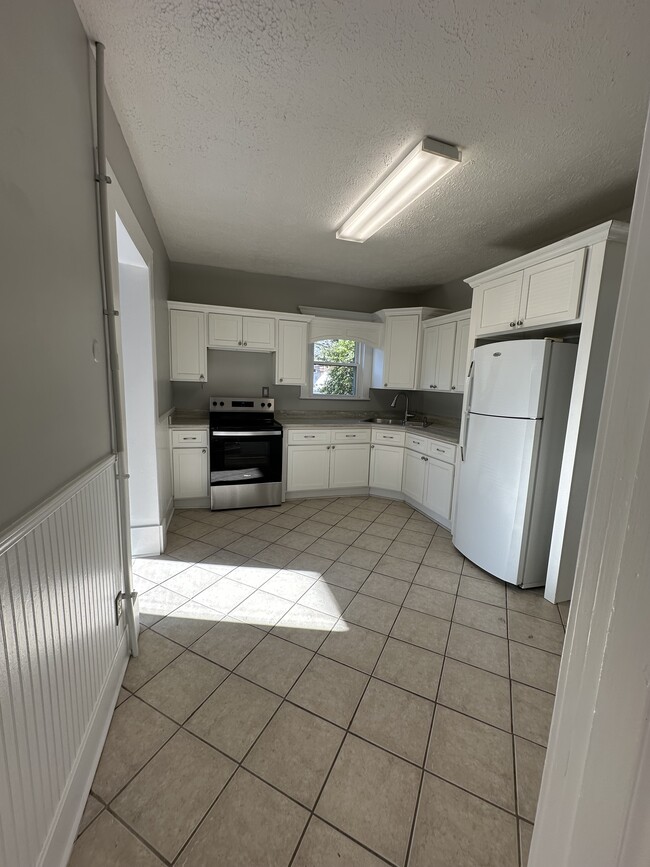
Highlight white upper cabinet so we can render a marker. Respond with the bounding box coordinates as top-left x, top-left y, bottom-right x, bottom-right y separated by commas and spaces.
419, 321, 457, 391
419, 312, 470, 393
475, 273, 524, 336
329, 444, 370, 489
208, 312, 275, 349
243, 316, 276, 349
474, 248, 587, 336
452, 317, 471, 392
376, 313, 422, 389
519, 248, 586, 328
170, 309, 207, 382
276, 319, 308, 385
